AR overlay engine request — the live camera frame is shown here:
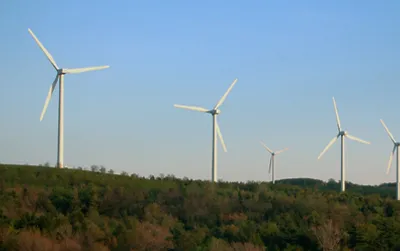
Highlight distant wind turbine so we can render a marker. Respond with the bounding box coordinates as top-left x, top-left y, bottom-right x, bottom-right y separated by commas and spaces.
174, 78, 238, 182
260, 141, 288, 184
28, 28, 109, 168
317, 97, 370, 192
380, 119, 400, 200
